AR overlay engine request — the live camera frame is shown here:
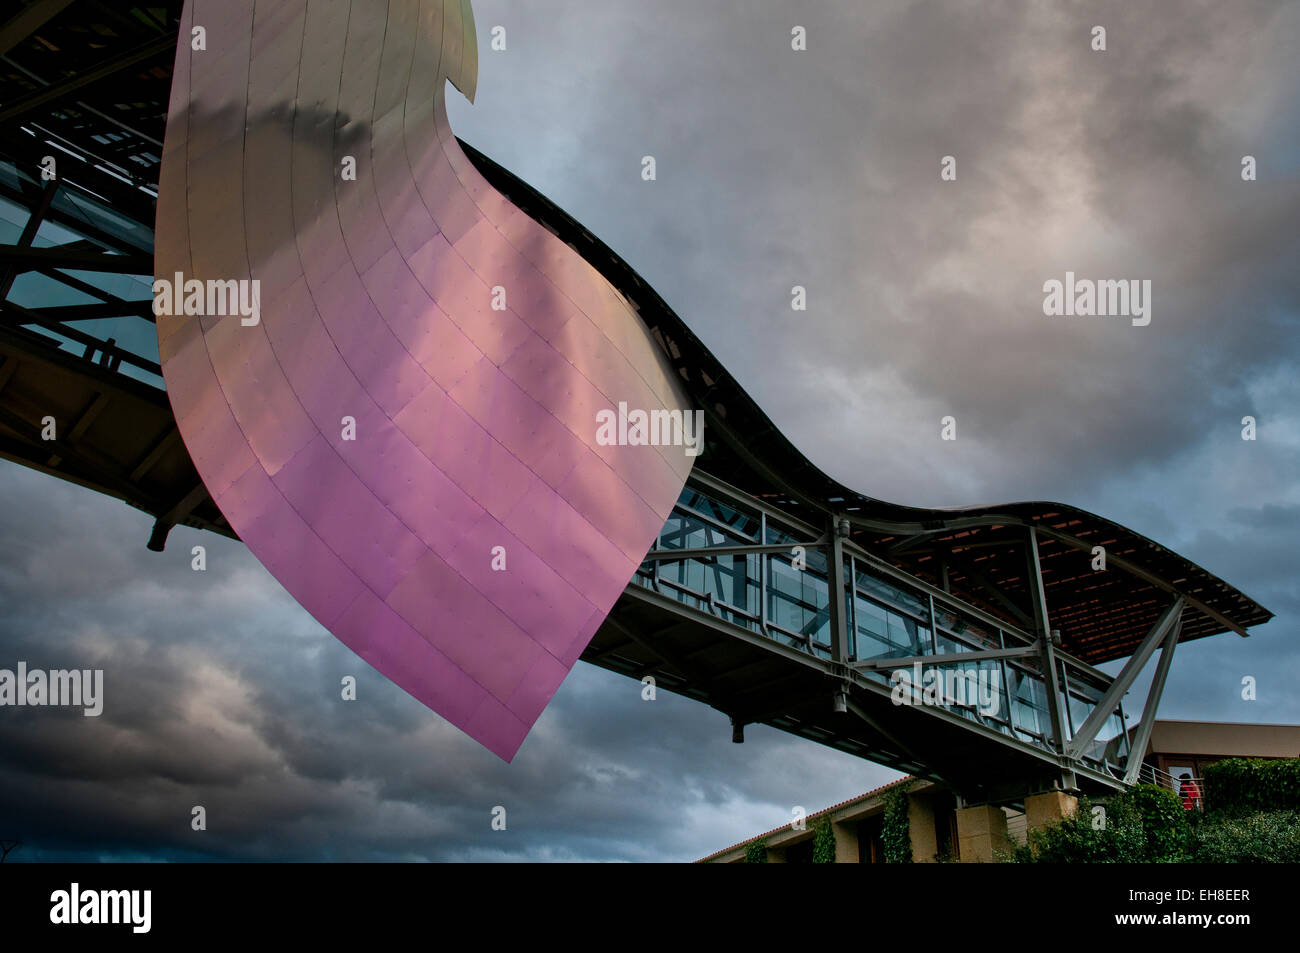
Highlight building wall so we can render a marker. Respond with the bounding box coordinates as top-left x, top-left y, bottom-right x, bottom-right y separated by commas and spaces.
1143, 721, 1300, 761
1004, 808, 1027, 845
700, 722, 1300, 862
699, 780, 936, 863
